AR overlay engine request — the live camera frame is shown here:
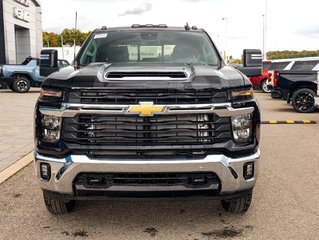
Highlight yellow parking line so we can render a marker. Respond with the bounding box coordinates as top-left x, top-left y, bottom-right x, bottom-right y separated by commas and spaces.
269, 120, 277, 124
286, 120, 294, 124
303, 120, 311, 124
